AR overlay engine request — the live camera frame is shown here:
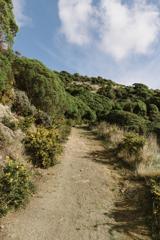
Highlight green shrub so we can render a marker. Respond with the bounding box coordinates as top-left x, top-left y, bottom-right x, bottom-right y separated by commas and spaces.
18, 116, 35, 132
133, 100, 147, 116
107, 110, 149, 134
97, 84, 116, 99
77, 91, 112, 120
0, 52, 13, 99
25, 127, 61, 168
123, 101, 134, 112
0, 157, 34, 217
54, 118, 72, 142
148, 104, 159, 121
116, 132, 146, 166
0, 0, 18, 43
64, 94, 96, 122
2, 116, 17, 131
150, 95, 160, 111
133, 83, 153, 101
12, 57, 68, 116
